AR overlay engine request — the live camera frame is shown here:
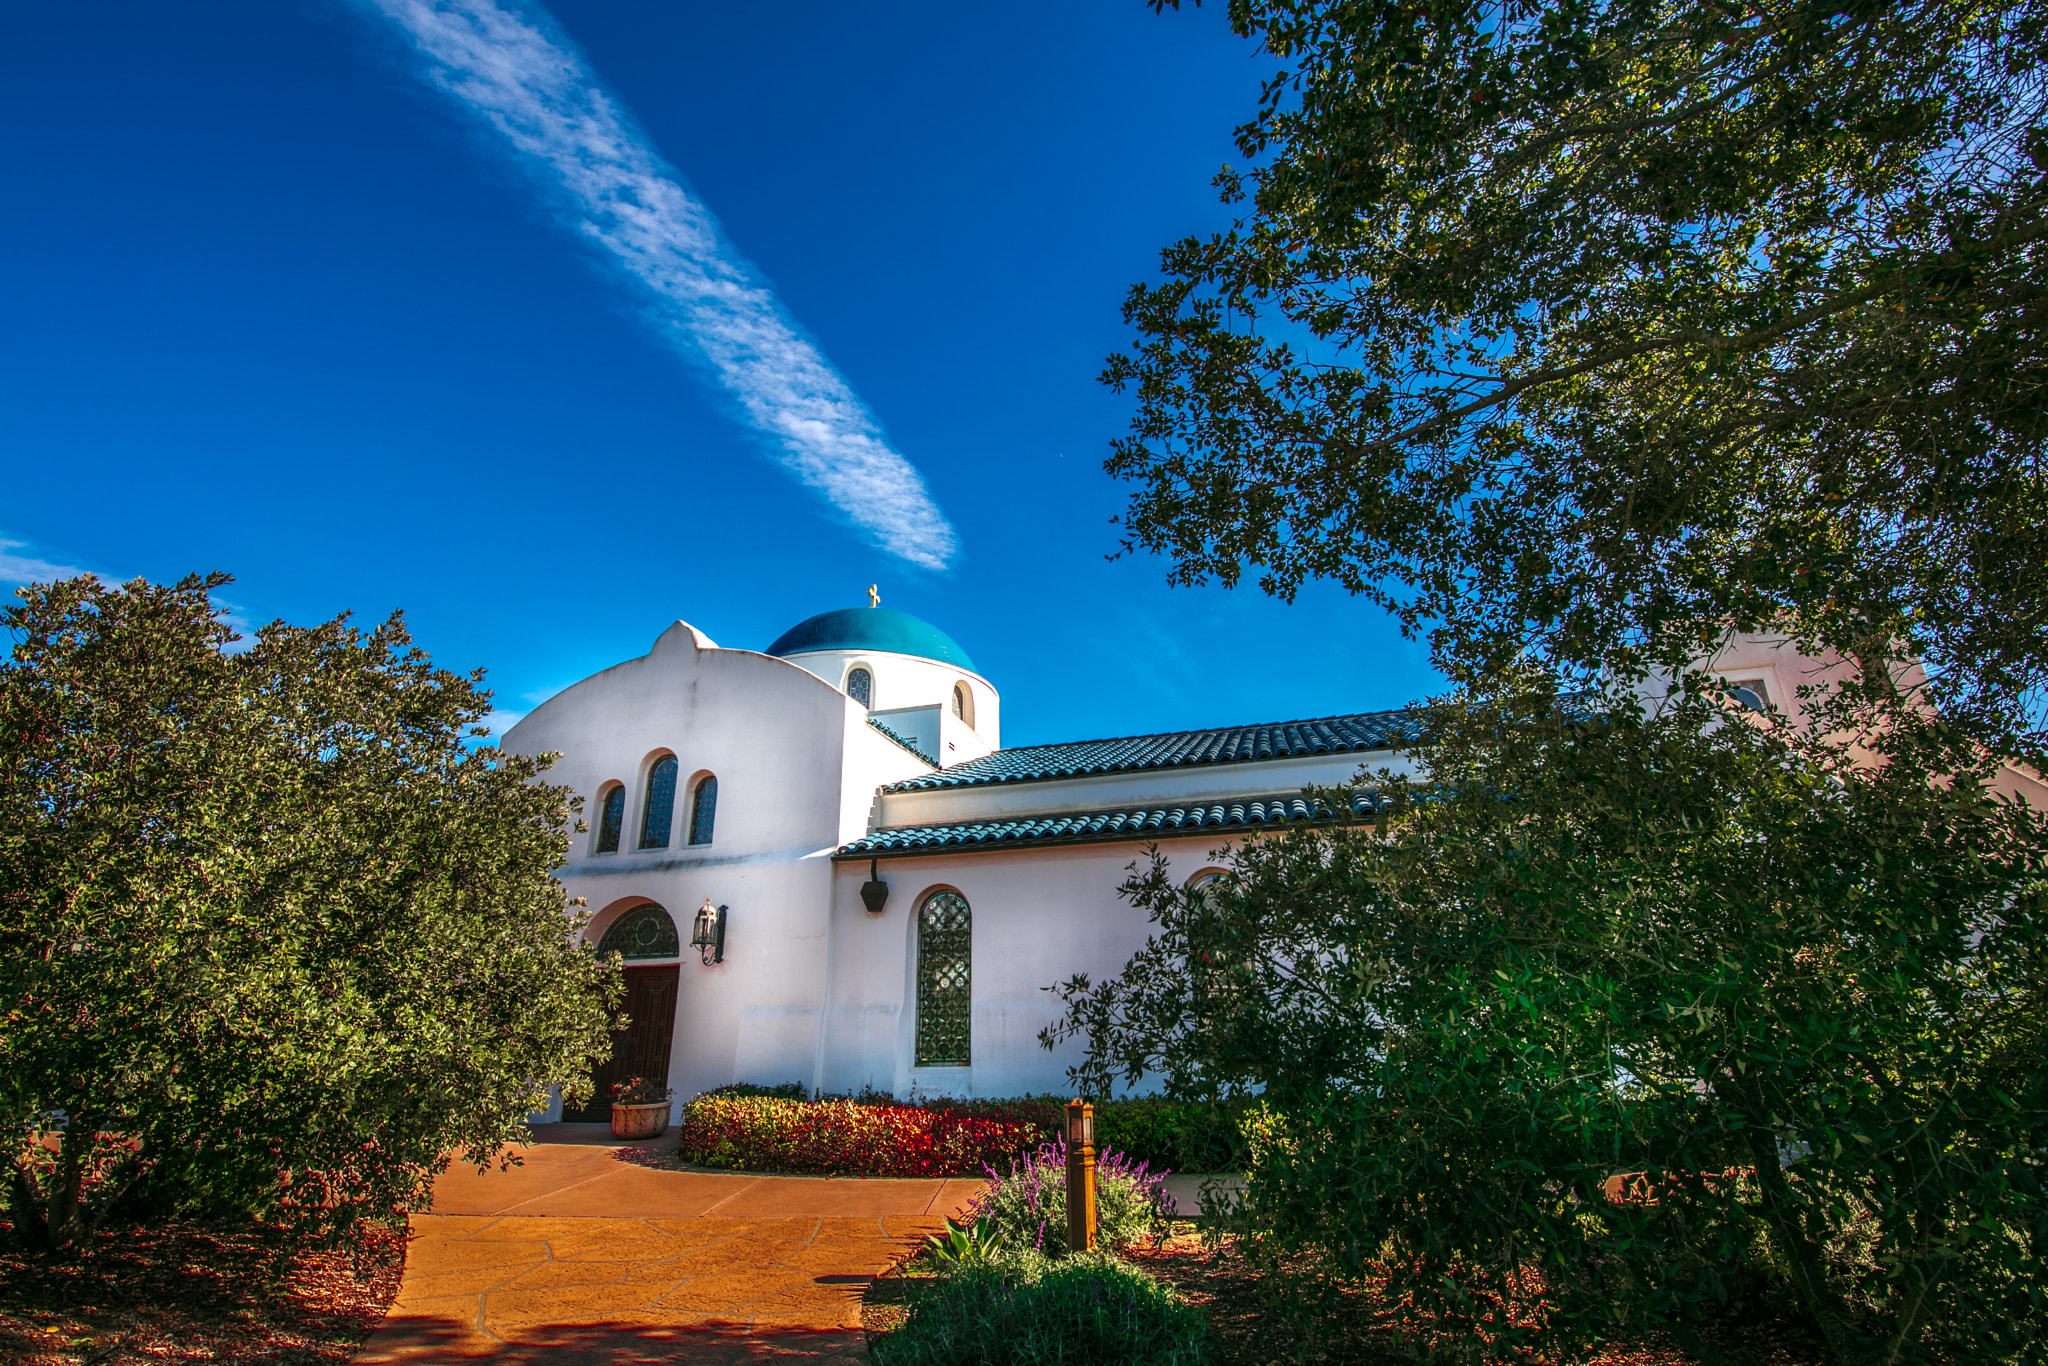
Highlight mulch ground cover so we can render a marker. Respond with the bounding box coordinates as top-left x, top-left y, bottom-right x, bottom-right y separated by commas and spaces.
1128, 1231, 1830, 1366
0, 1219, 401, 1365
861, 1227, 1832, 1366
